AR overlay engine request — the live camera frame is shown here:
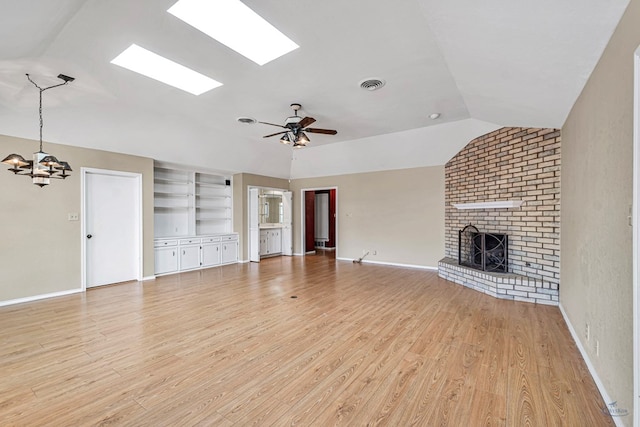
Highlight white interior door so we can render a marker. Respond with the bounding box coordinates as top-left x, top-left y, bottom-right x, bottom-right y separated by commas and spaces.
84, 169, 141, 288
249, 188, 260, 262
282, 191, 292, 256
